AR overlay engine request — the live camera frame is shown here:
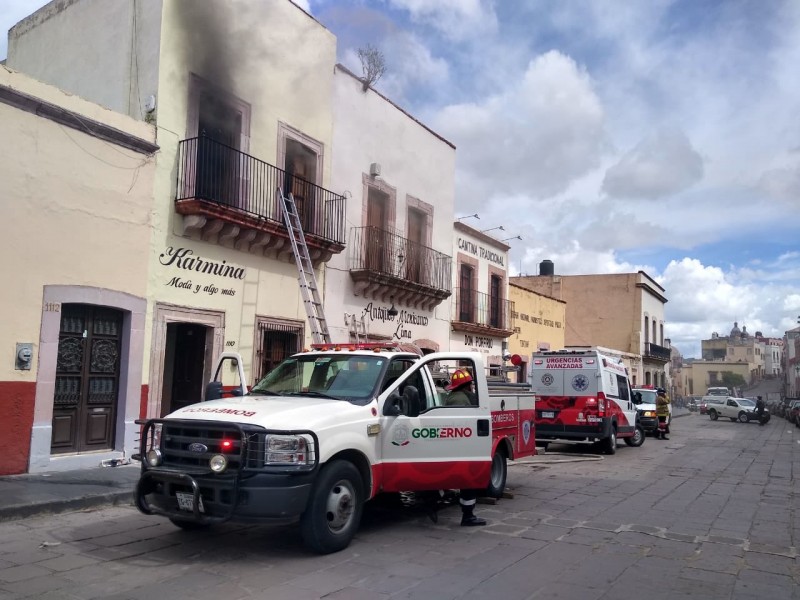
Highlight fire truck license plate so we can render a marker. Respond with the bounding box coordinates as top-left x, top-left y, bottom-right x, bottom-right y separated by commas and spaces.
541, 411, 555, 419
176, 492, 204, 513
